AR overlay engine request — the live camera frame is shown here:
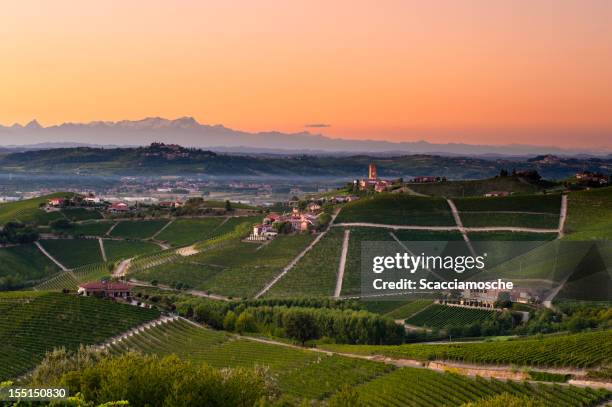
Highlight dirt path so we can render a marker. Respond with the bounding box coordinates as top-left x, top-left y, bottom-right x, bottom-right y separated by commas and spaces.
389, 232, 448, 283
151, 219, 174, 239
334, 229, 351, 298
34, 241, 70, 271
447, 199, 478, 257
237, 332, 603, 385
128, 279, 230, 301
254, 211, 339, 299
106, 221, 119, 236
98, 238, 107, 262
558, 194, 568, 238
112, 258, 132, 278
333, 222, 558, 234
